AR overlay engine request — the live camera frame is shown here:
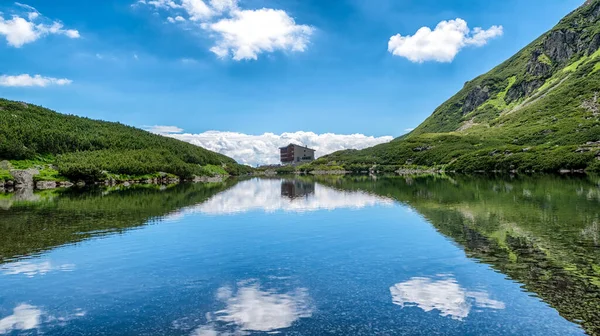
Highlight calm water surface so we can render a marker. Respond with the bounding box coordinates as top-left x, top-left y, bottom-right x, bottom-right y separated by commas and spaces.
0, 176, 599, 335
